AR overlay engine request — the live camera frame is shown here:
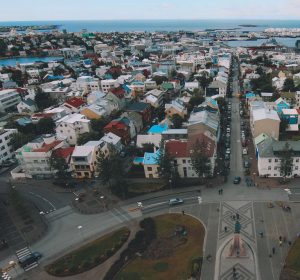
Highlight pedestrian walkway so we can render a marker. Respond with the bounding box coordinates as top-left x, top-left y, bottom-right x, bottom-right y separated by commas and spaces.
16, 247, 38, 272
